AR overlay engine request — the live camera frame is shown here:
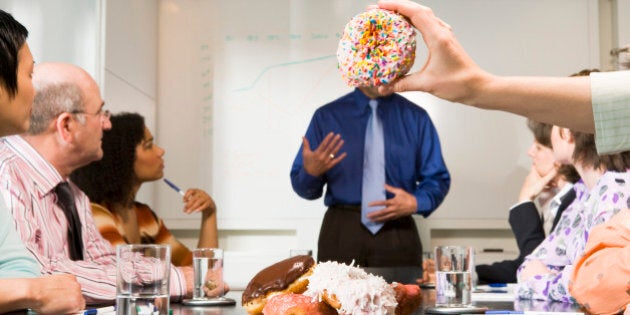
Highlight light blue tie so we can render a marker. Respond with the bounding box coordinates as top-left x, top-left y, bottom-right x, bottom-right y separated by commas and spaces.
361, 99, 385, 235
